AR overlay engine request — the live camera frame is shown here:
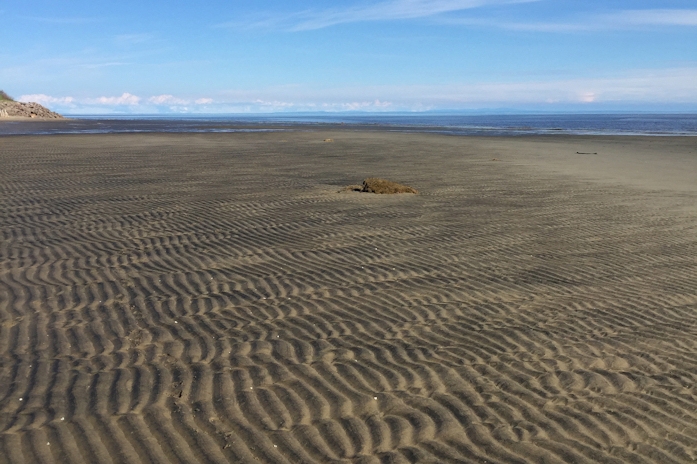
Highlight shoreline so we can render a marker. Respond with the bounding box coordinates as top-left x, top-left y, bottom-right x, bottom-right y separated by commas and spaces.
0, 115, 72, 121
0, 124, 695, 137
1, 113, 695, 137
